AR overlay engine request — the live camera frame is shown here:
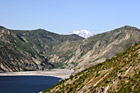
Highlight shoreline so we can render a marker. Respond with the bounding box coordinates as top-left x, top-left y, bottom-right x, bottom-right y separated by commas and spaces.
0, 69, 74, 79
